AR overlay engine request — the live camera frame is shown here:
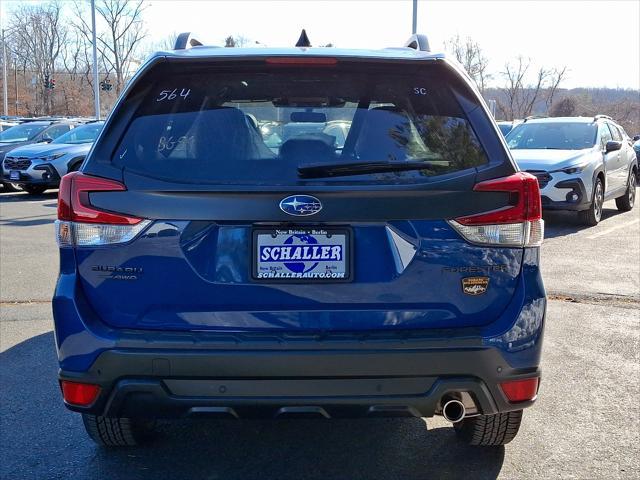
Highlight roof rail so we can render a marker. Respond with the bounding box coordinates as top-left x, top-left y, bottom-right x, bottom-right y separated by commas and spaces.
594, 114, 612, 121
523, 115, 547, 123
174, 32, 204, 50
404, 34, 430, 52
